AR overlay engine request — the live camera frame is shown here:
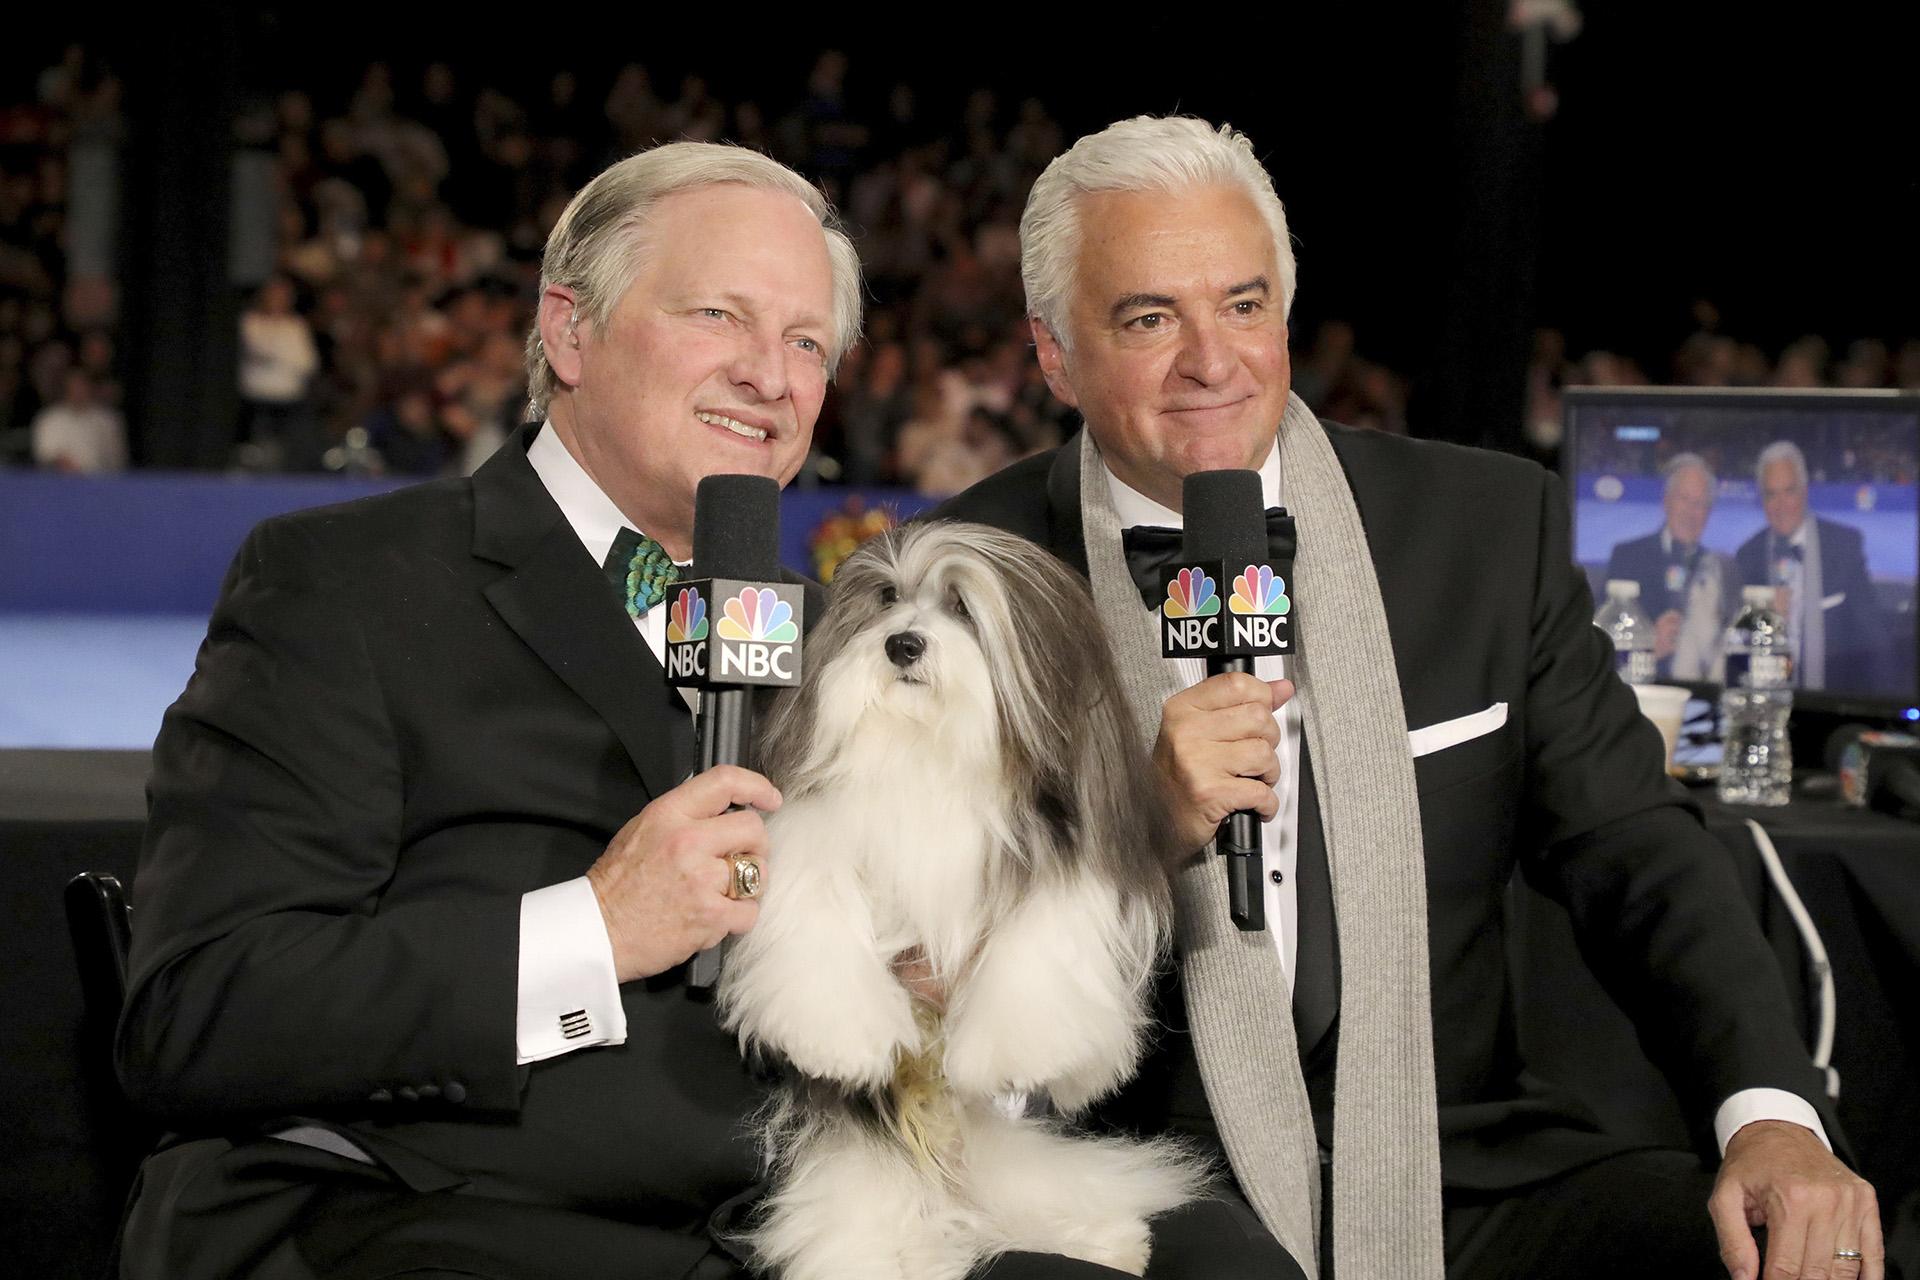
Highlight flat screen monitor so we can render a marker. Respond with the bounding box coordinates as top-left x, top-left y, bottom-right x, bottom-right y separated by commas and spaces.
1562, 387, 1919, 724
